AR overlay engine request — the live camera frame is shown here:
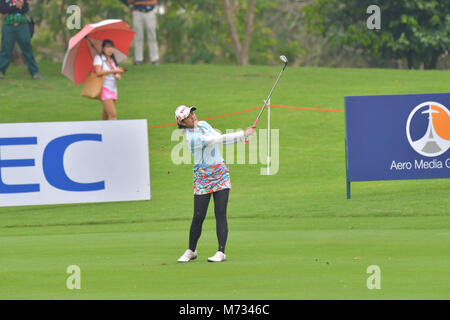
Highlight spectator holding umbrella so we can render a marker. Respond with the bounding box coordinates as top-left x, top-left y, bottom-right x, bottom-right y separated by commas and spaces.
61, 19, 135, 120
0, 0, 42, 80
94, 39, 125, 120
121, 0, 159, 65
